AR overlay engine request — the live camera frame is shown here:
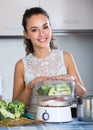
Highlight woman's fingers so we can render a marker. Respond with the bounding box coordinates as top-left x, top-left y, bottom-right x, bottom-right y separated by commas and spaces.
51, 74, 76, 81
